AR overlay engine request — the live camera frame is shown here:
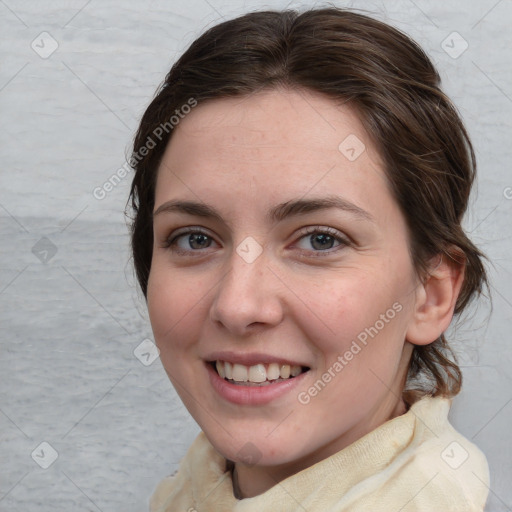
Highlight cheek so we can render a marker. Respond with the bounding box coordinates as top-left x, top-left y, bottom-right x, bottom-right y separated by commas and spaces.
147, 264, 208, 352
296, 270, 408, 362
